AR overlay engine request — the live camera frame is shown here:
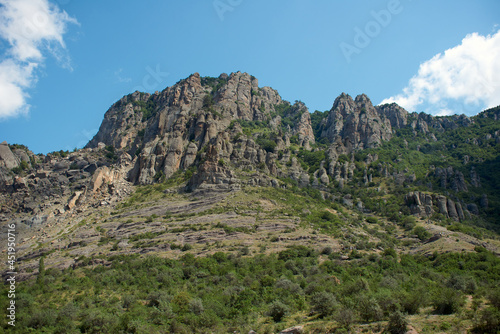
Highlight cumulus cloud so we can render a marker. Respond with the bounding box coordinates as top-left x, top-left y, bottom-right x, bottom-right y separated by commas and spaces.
381, 30, 500, 115
0, 0, 77, 119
